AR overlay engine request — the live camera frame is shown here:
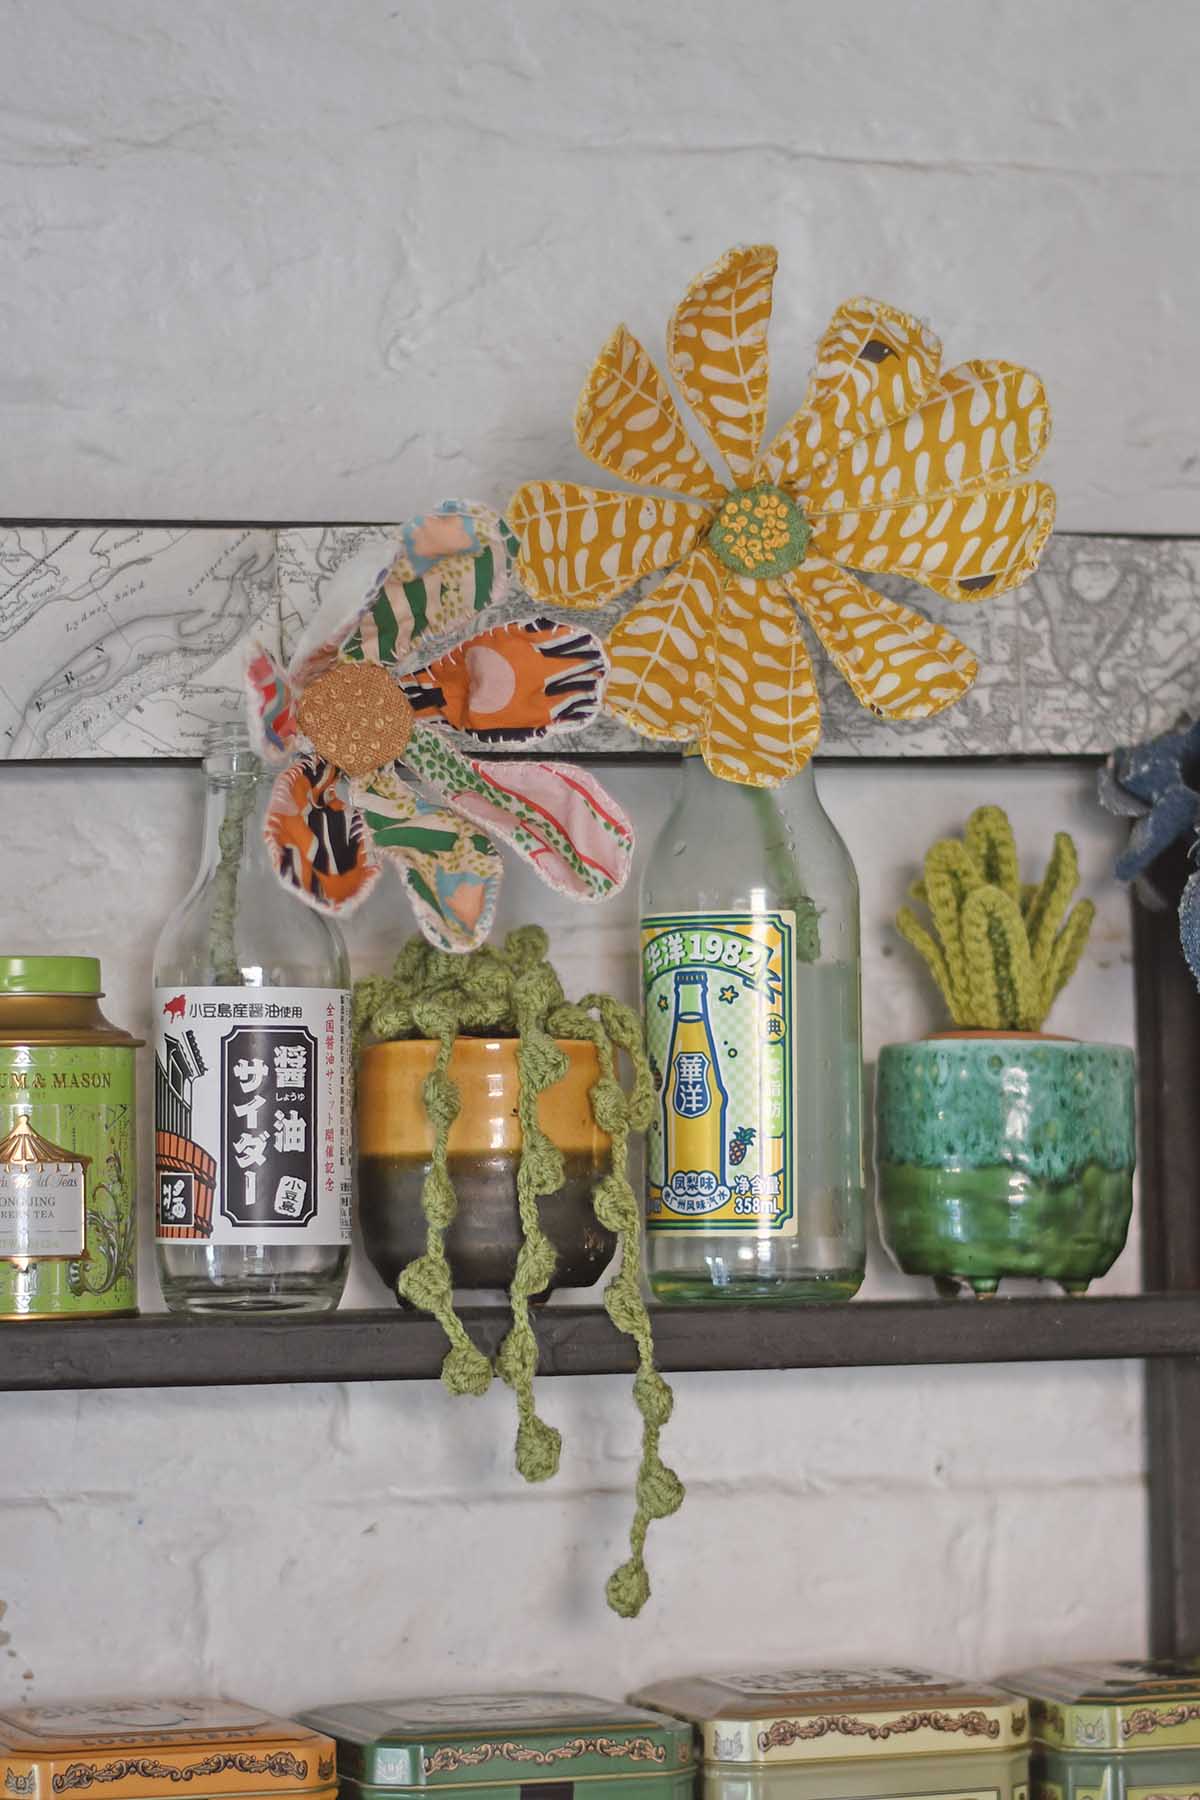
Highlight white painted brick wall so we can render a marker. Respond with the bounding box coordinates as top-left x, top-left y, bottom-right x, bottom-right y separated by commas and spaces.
0, 0, 1167, 1712
0, 762, 1143, 1700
